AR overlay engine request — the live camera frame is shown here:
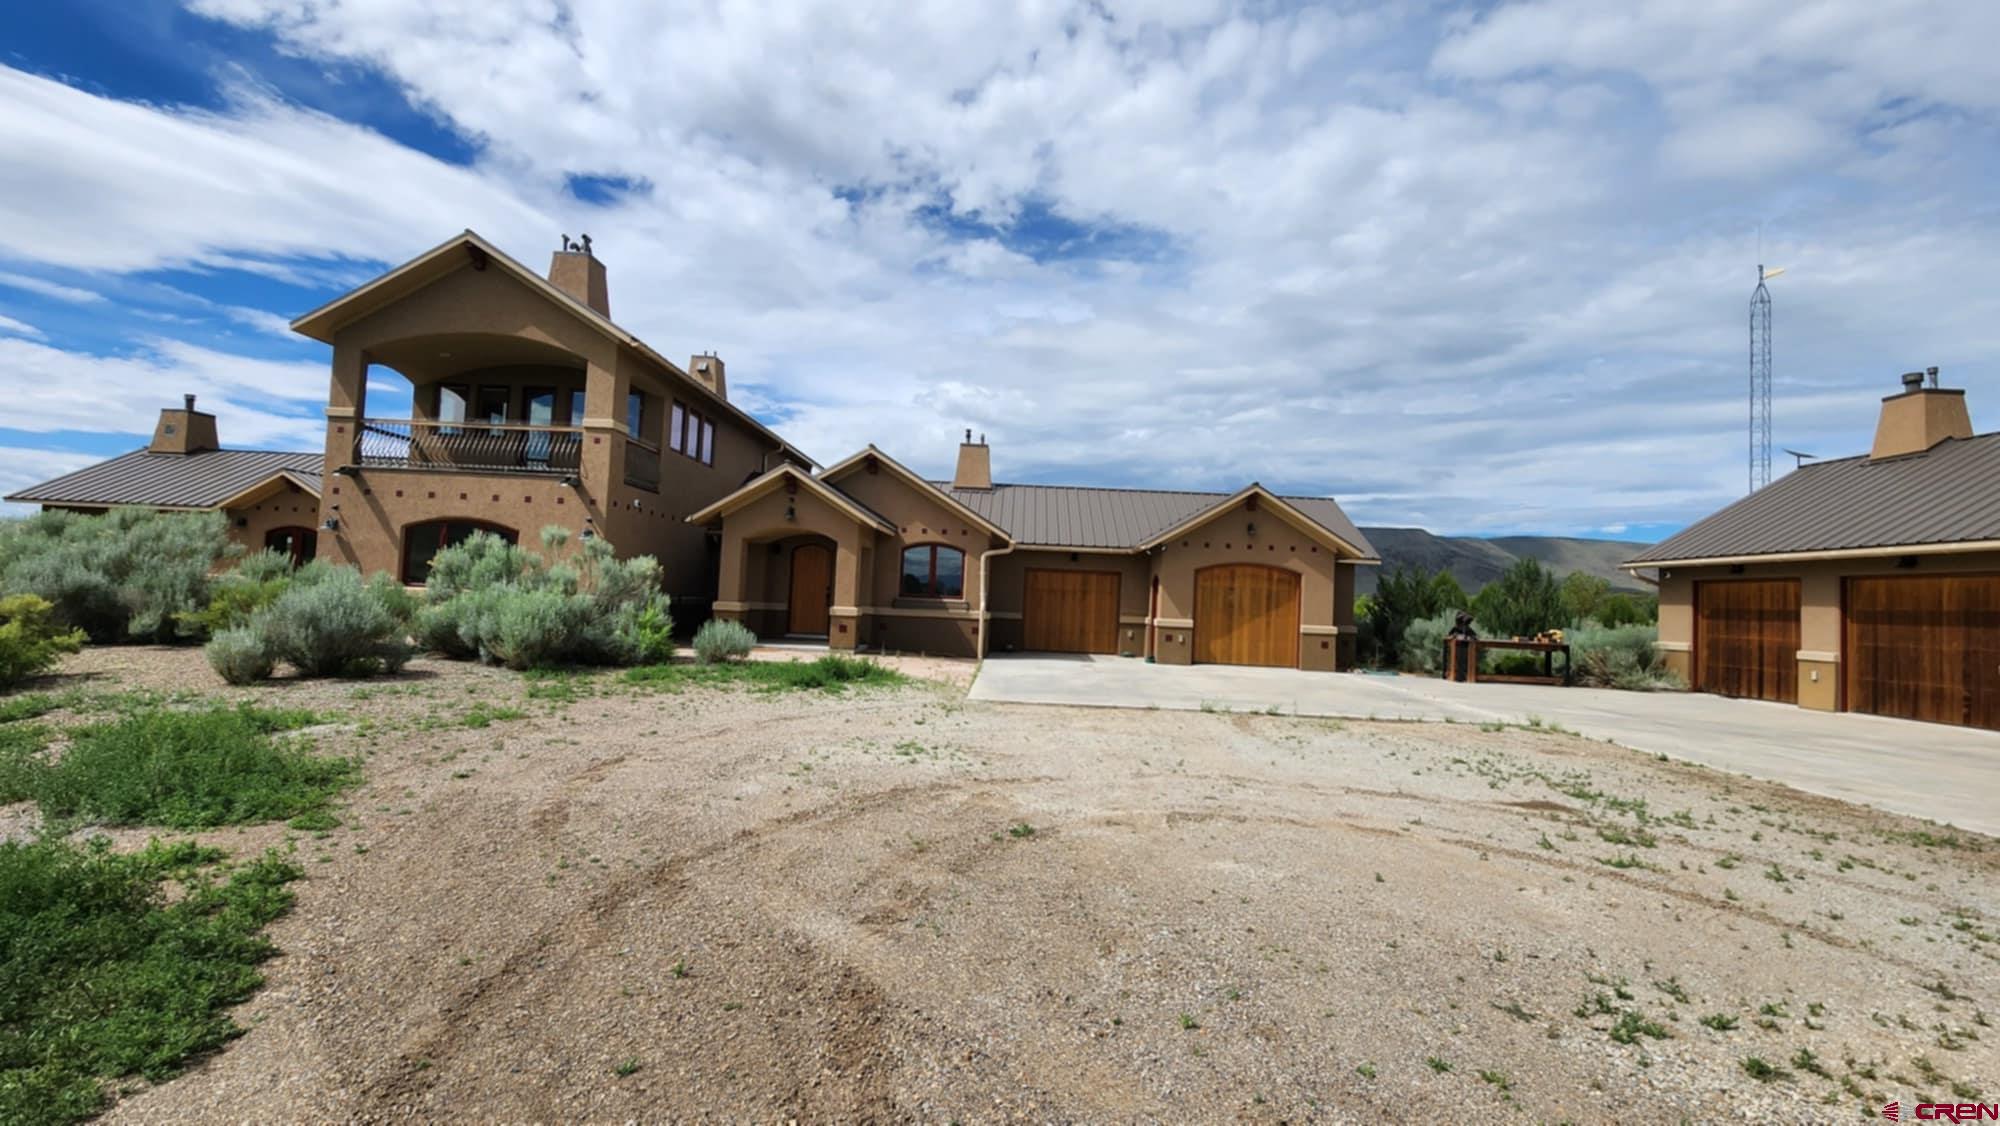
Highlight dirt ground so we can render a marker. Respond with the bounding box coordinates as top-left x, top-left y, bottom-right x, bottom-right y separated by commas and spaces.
22, 647, 2000, 1123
